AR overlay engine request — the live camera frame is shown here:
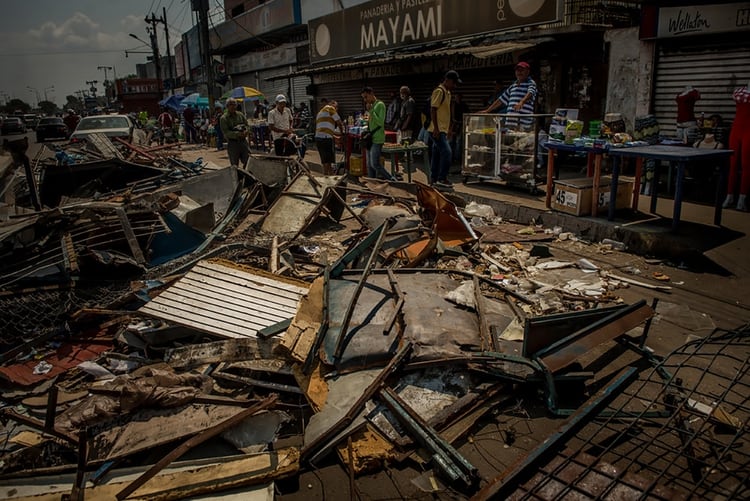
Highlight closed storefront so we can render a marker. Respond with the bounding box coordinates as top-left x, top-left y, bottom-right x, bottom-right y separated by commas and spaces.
646, 2, 750, 139
653, 39, 750, 138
